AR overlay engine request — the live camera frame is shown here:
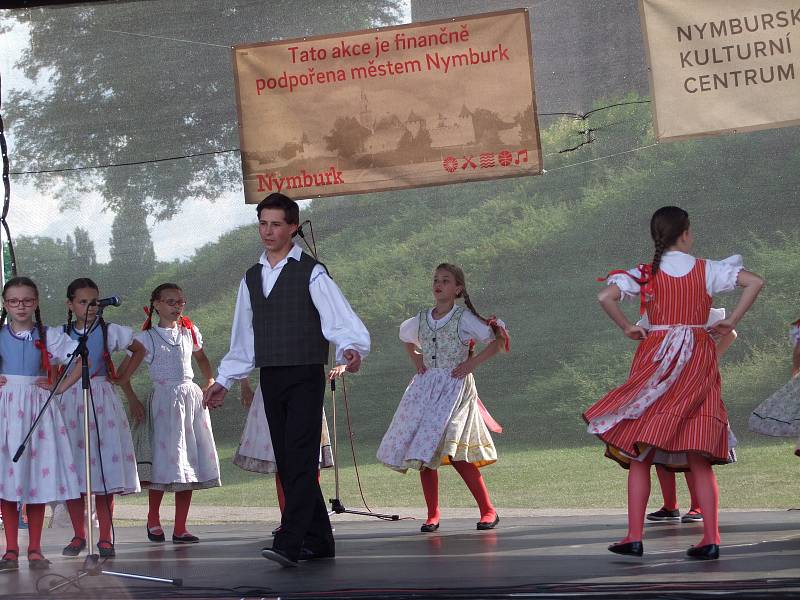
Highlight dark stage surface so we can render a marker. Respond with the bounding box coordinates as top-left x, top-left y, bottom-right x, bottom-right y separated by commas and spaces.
2, 510, 799, 599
